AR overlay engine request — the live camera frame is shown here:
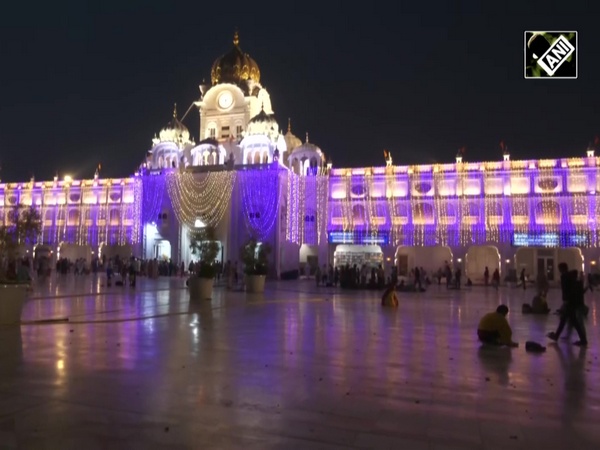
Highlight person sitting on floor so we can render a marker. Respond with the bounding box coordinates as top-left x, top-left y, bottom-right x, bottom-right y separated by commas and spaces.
531, 293, 550, 314
477, 305, 518, 347
381, 283, 399, 307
